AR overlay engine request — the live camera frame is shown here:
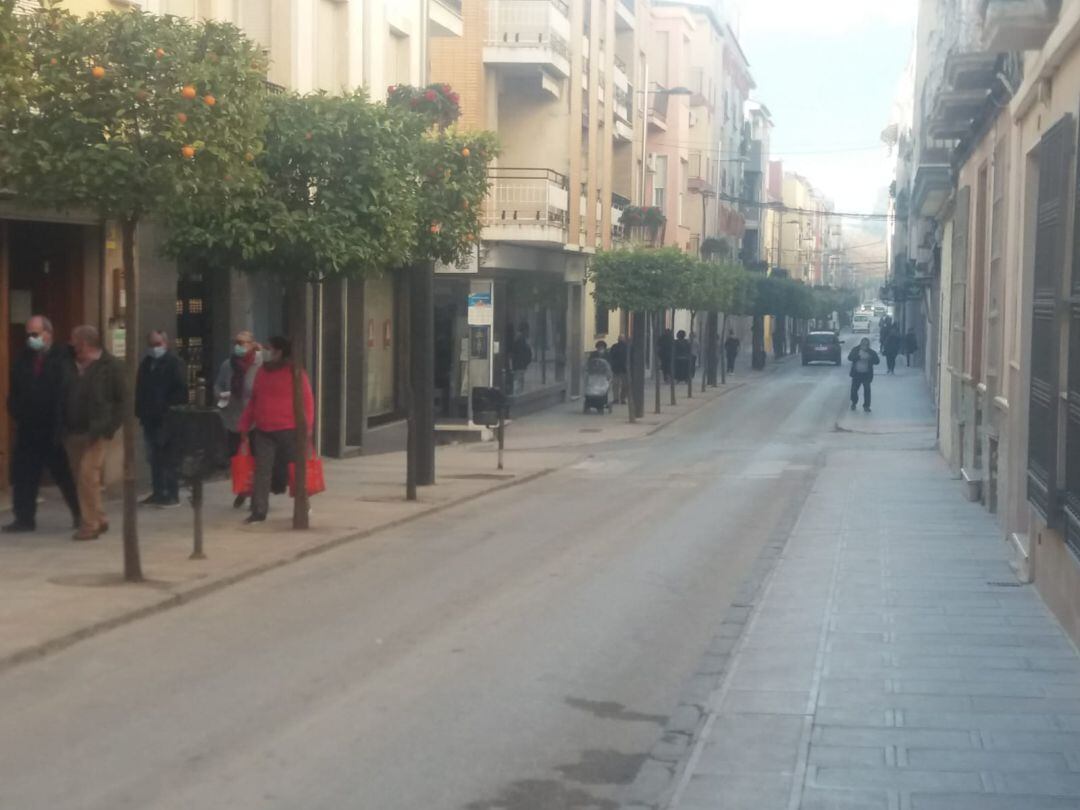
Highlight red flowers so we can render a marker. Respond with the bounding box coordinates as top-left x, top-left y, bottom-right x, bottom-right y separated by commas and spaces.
425, 89, 437, 102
